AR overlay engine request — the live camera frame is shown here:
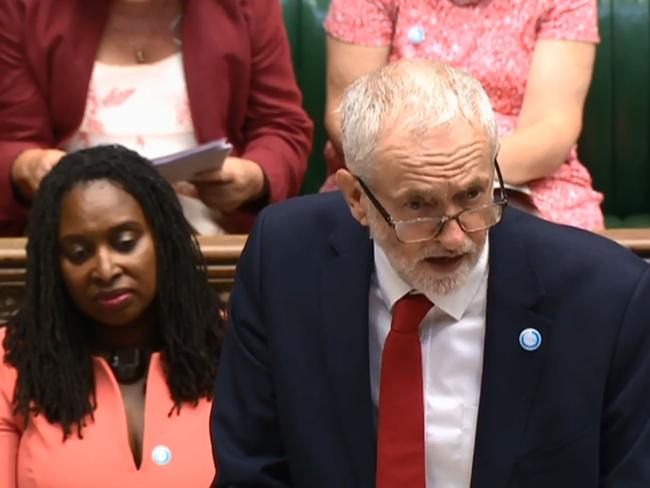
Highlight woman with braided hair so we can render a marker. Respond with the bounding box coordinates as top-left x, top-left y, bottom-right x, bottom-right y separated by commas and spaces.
0, 145, 223, 486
